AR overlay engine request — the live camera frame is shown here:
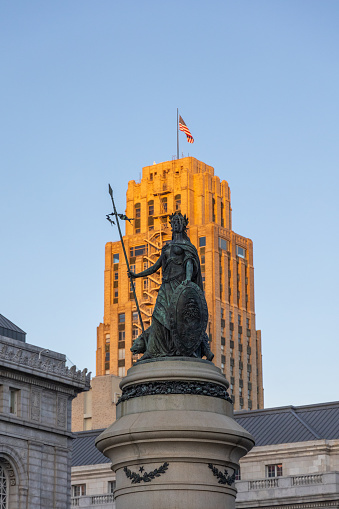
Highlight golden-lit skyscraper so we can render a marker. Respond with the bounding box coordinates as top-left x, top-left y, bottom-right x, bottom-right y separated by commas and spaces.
96, 157, 264, 410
